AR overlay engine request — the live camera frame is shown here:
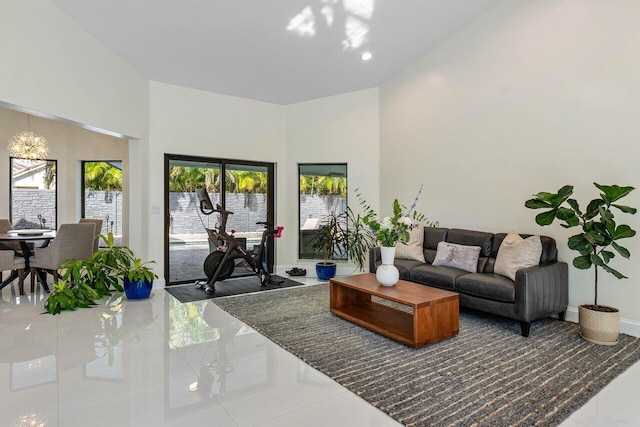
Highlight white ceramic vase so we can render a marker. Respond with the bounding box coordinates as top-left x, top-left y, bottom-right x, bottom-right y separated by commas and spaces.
376, 246, 399, 286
